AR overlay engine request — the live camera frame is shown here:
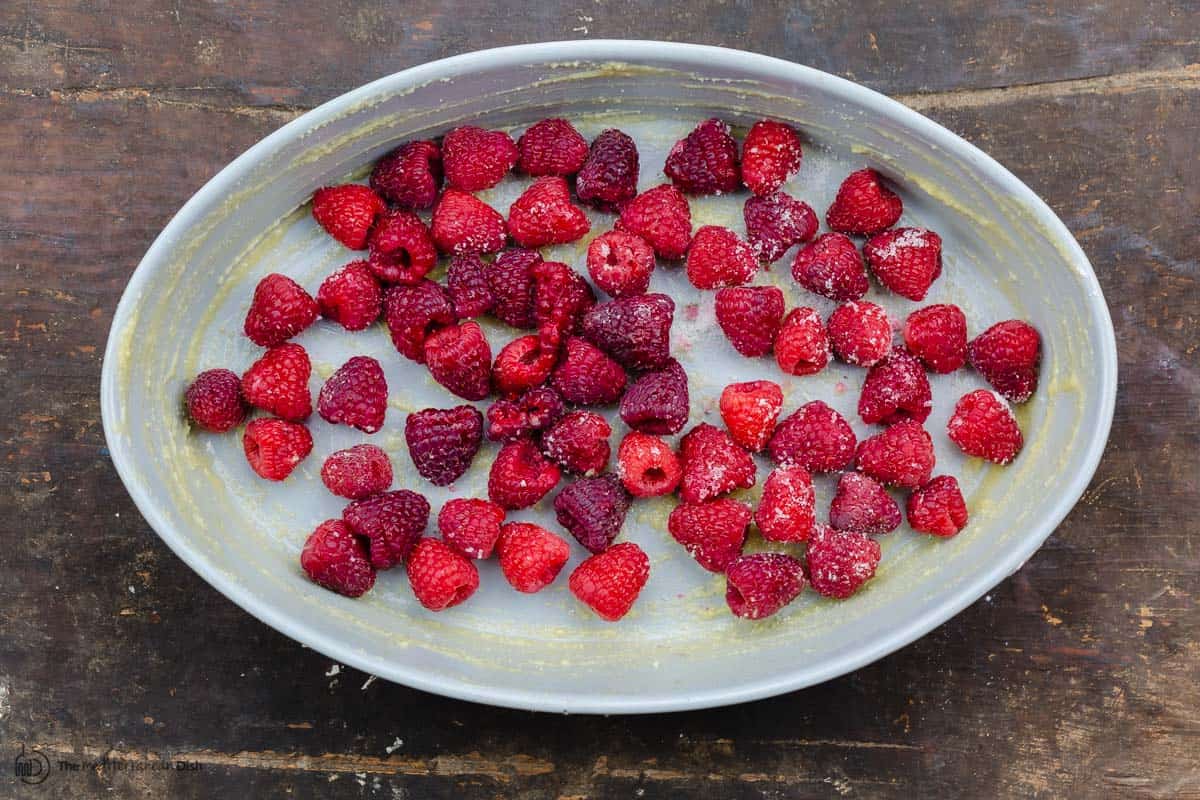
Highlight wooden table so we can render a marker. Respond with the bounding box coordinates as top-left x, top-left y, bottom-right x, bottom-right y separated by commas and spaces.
3, 3, 1197, 797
